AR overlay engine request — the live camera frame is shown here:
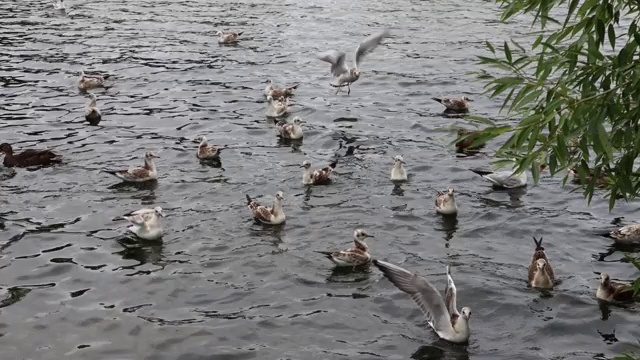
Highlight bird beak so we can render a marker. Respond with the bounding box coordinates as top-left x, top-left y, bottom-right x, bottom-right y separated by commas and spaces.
300, 165, 306, 168
365, 234, 374, 238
